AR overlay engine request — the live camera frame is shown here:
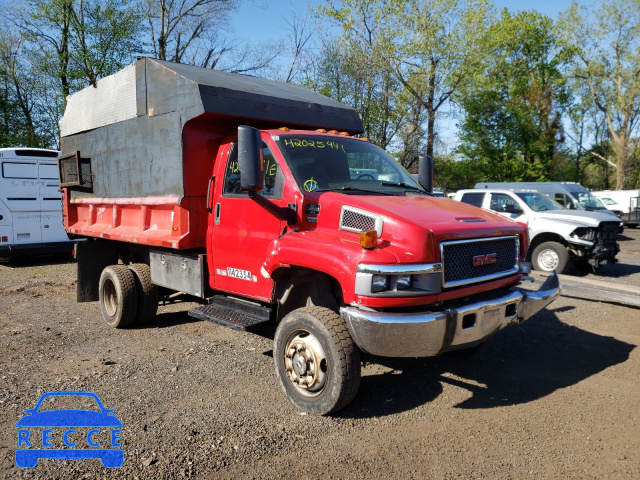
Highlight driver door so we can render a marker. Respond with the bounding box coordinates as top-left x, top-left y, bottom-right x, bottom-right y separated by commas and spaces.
209, 139, 285, 301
